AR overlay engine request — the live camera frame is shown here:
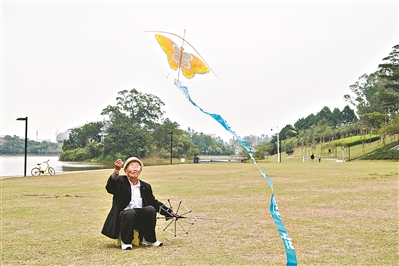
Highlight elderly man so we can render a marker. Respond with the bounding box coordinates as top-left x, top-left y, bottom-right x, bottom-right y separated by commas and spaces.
101, 157, 173, 250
